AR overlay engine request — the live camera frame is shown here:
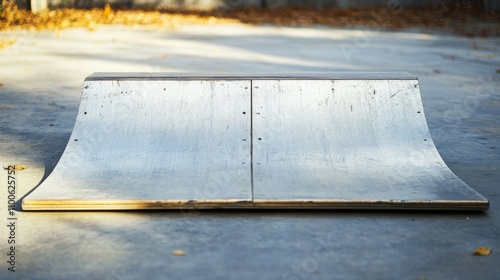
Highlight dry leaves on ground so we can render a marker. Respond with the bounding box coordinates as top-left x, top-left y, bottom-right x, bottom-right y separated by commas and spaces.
0, 1, 238, 31
0, 1, 499, 37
